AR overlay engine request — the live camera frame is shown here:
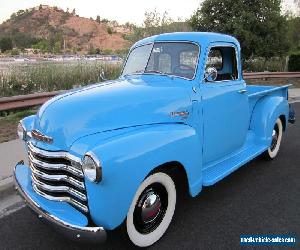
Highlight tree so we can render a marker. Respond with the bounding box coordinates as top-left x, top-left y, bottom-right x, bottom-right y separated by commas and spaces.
294, 0, 300, 15
54, 41, 61, 54
0, 37, 13, 52
107, 27, 113, 34
287, 16, 300, 51
96, 15, 101, 23
124, 9, 190, 44
189, 0, 290, 60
